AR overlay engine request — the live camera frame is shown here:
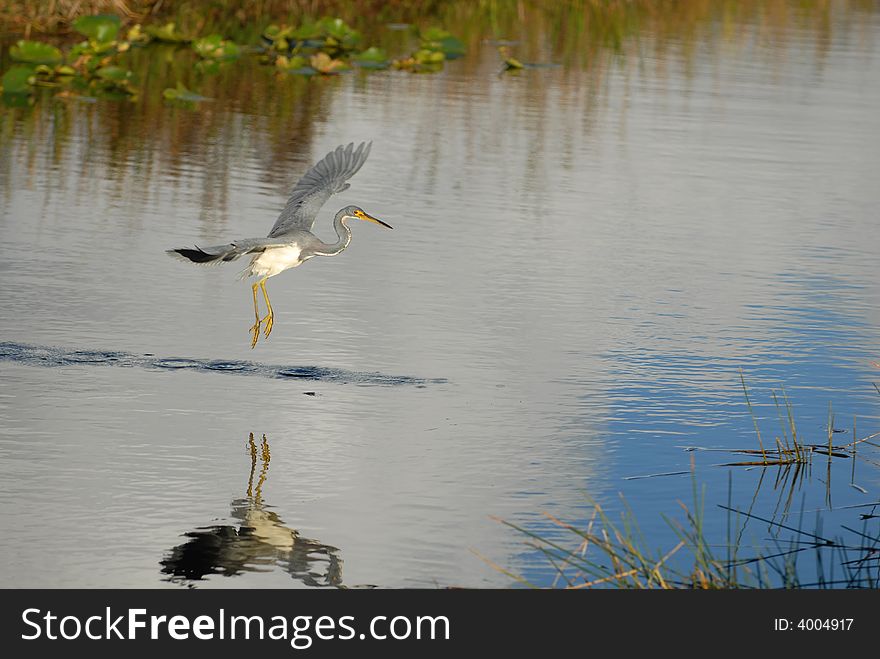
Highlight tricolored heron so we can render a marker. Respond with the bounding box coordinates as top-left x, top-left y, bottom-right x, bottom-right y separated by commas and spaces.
167, 142, 392, 347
